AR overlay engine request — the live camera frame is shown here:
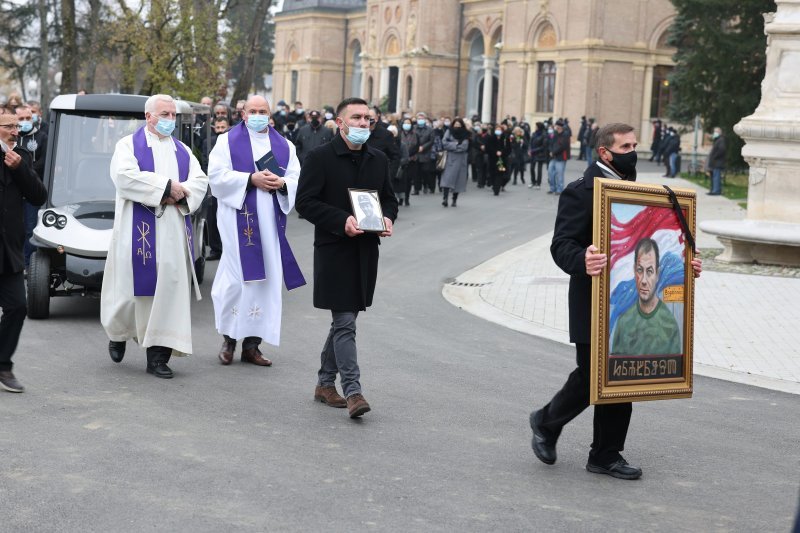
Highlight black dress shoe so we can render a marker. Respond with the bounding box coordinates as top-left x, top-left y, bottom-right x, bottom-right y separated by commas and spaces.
206, 251, 222, 261
108, 341, 126, 363
146, 363, 173, 379
586, 458, 642, 480
529, 410, 557, 465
